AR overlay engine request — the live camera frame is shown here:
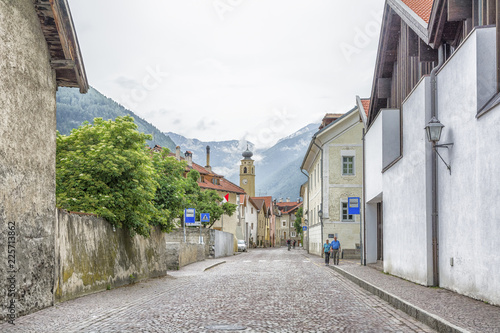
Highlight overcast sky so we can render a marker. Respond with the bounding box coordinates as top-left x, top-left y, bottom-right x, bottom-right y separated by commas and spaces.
68, 0, 385, 148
